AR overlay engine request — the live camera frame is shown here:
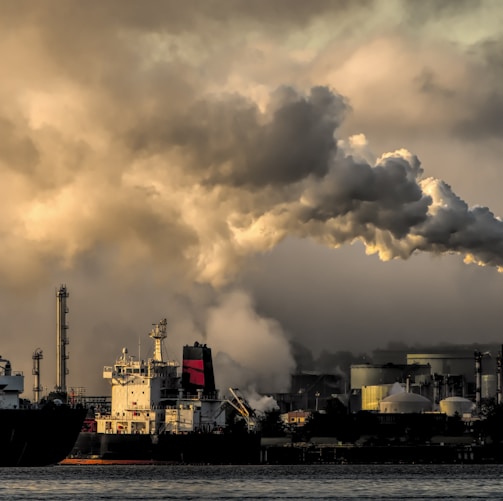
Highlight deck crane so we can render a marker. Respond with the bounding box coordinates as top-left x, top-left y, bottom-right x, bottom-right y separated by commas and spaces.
225, 388, 257, 431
